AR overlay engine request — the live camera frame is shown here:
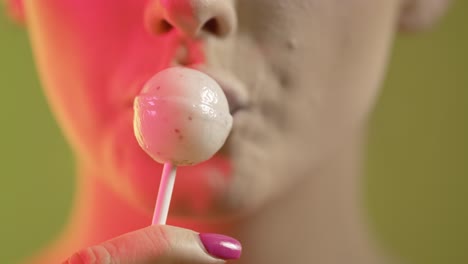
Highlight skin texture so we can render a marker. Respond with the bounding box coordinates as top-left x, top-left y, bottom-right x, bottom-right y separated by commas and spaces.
11, 0, 450, 263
